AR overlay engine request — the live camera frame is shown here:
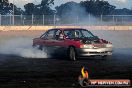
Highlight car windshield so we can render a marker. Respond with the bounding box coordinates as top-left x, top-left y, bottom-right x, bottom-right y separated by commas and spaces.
64, 29, 95, 39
